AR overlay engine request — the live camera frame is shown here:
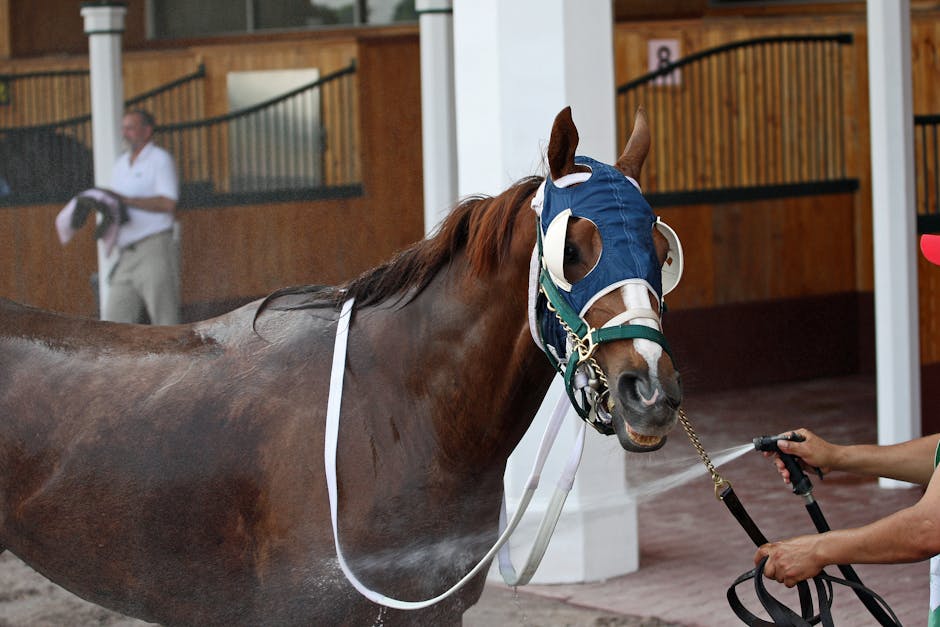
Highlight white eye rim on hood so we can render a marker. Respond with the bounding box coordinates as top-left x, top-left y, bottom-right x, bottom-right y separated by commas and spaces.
543, 208, 574, 291
656, 217, 684, 296
535, 170, 661, 295
534, 171, 596, 292
543, 211, 604, 293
